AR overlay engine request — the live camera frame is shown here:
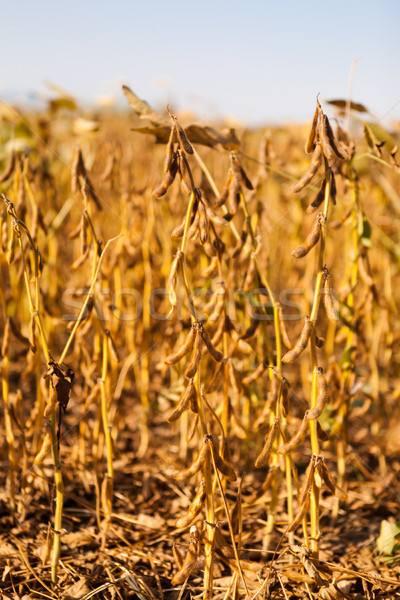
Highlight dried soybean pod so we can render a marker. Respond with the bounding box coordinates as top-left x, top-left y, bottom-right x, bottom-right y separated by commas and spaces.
231, 222, 248, 258
174, 439, 210, 481
185, 326, 204, 379
299, 456, 316, 504
198, 198, 209, 244
167, 380, 194, 423
174, 117, 194, 155
330, 169, 337, 205
290, 144, 322, 193
200, 323, 223, 362
171, 540, 198, 584
175, 481, 206, 528
186, 413, 199, 442
6, 223, 17, 264
0, 150, 16, 183
230, 153, 253, 190
292, 213, 322, 258
34, 432, 52, 464
164, 126, 177, 172
240, 316, 259, 340
227, 177, 241, 215
323, 270, 338, 322
165, 326, 196, 365
171, 219, 186, 240
278, 303, 292, 349
152, 155, 179, 199
243, 255, 256, 290
29, 313, 37, 354
207, 284, 225, 323
242, 361, 266, 386
167, 249, 182, 309
213, 171, 232, 208
319, 459, 347, 499
278, 415, 309, 454
210, 317, 224, 349
206, 361, 224, 393
255, 418, 279, 468
178, 151, 192, 196
282, 317, 313, 363
308, 368, 329, 420
324, 115, 348, 160
287, 492, 310, 533
208, 436, 237, 482
305, 104, 319, 154
319, 114, 333, 160
306, 177, 326, 214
